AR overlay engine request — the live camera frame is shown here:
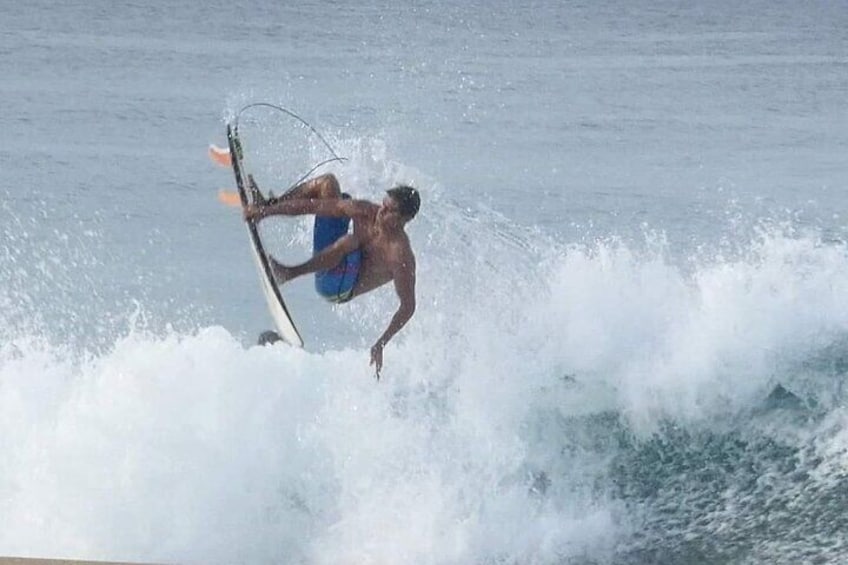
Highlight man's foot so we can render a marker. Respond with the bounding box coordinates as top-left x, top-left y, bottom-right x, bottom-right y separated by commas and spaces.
269, 255, 294, 283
